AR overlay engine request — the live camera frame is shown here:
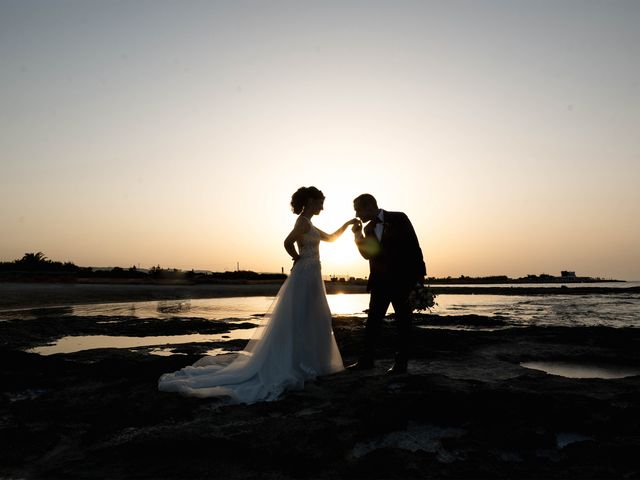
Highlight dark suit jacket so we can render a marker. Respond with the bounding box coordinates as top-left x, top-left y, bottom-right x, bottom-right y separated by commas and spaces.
356, 210, 426, 291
